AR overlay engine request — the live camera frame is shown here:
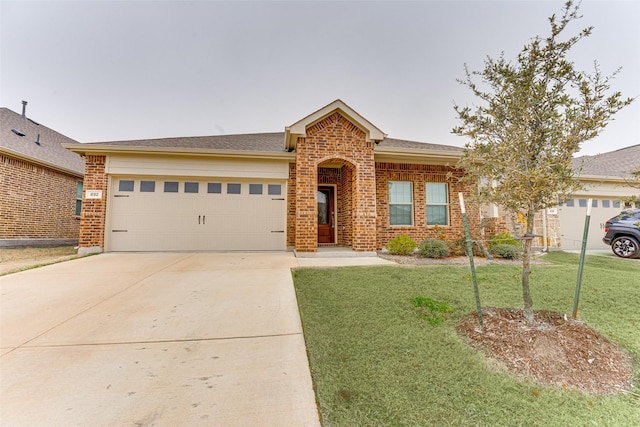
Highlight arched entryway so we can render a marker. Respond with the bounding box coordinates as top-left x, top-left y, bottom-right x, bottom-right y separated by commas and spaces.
291, 107, 379, 253
317, 159, 357, 247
